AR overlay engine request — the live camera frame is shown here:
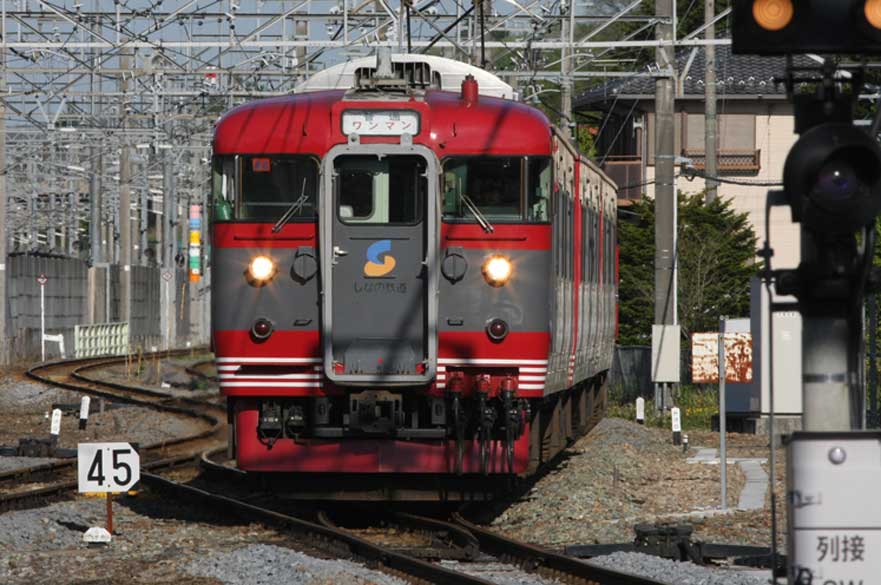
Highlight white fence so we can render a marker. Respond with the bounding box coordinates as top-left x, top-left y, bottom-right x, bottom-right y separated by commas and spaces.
74, 322, 129, 358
